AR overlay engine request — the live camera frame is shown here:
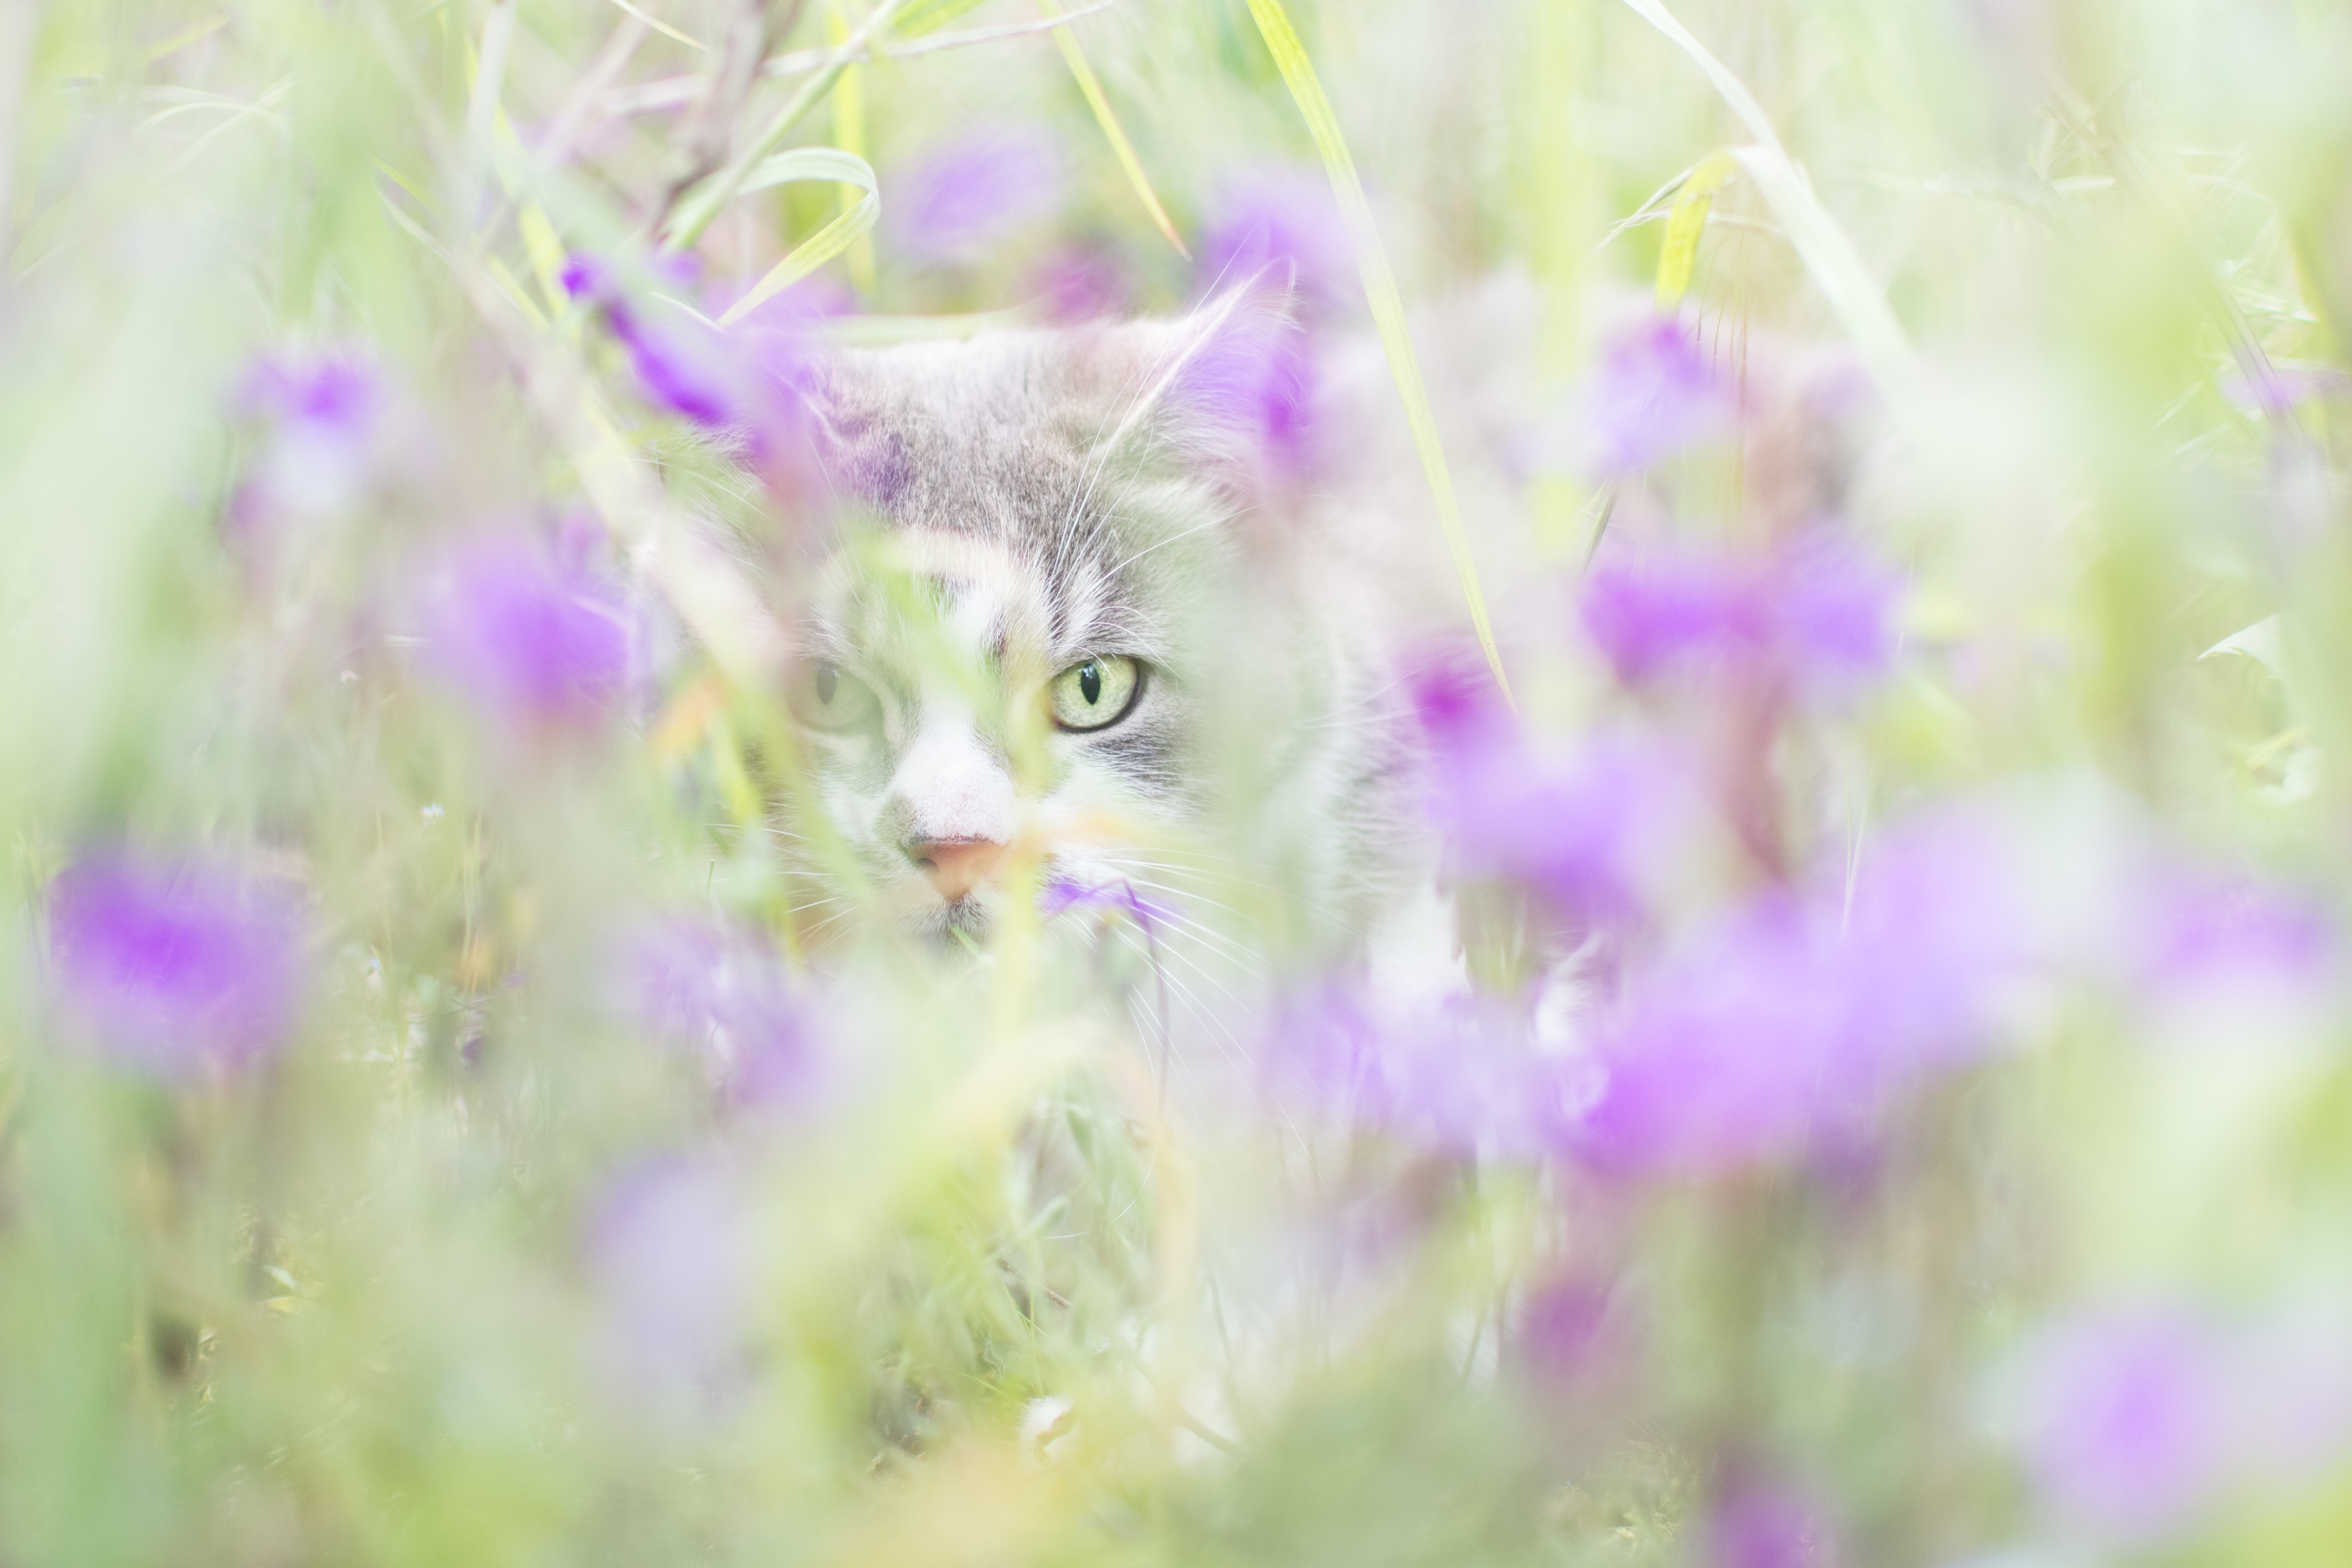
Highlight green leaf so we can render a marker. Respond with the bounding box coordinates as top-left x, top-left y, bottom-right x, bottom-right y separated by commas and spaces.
710, 148, 881, 327
1244, 0, 1511, 702
1654, 151, 1736, 311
